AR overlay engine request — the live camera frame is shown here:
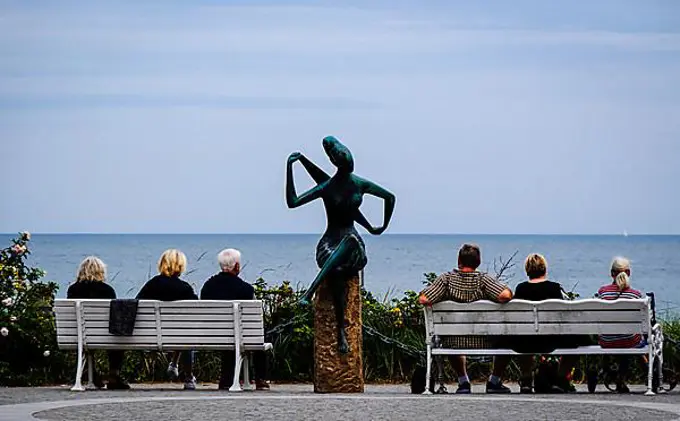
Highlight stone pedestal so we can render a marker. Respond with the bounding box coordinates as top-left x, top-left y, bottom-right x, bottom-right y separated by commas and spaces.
313, 275, 364, 393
